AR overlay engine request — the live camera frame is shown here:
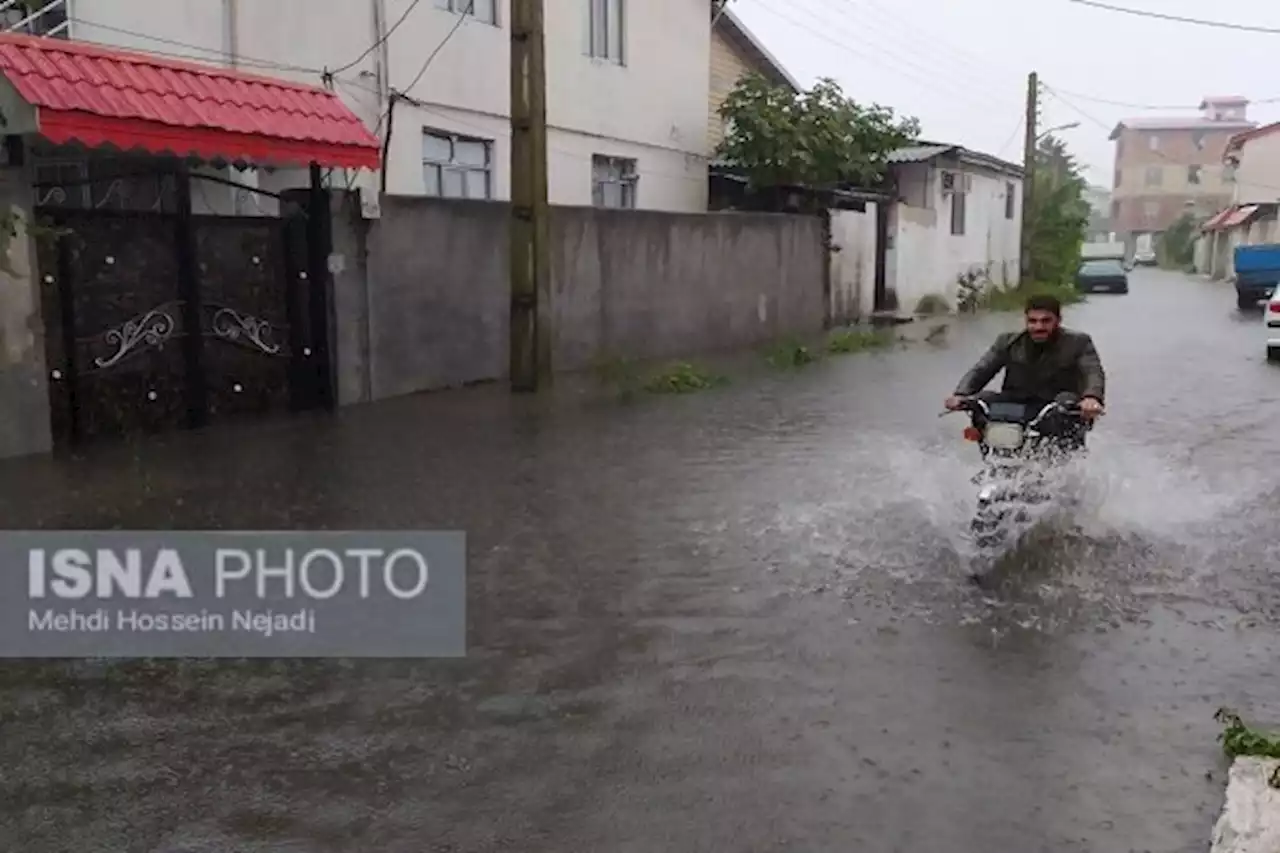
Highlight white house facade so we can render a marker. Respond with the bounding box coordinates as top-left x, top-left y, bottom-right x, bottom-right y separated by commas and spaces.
12, 0, 712, 212
1200, 123, 1280, 279
885, 143, 1023, 312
